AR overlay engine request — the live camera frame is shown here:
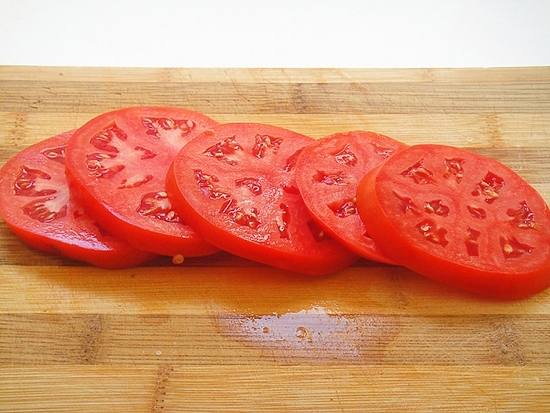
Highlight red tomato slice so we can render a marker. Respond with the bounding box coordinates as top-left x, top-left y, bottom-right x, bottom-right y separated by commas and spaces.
166, 123, 358, 275
65, 107, 220, 257
356, 144, 550, 299
295, 131, 407, 264
0, 131, 156, 268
